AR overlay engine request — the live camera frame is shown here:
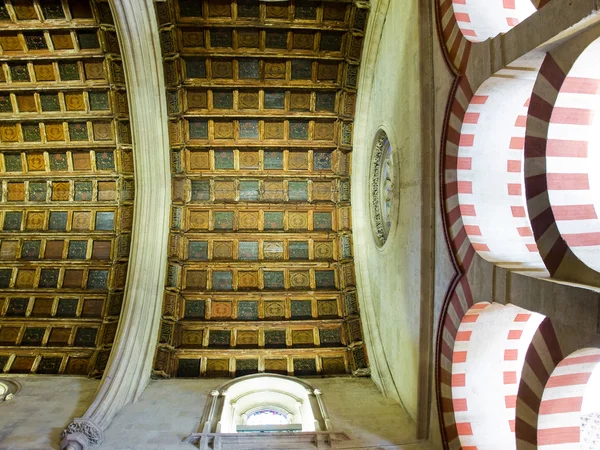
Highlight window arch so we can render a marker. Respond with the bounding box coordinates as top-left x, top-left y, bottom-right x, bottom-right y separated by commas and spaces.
244, 408, 290, 427
218, 375, 316, 433
0, 379, 20, 402
186, 374, 349, 449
